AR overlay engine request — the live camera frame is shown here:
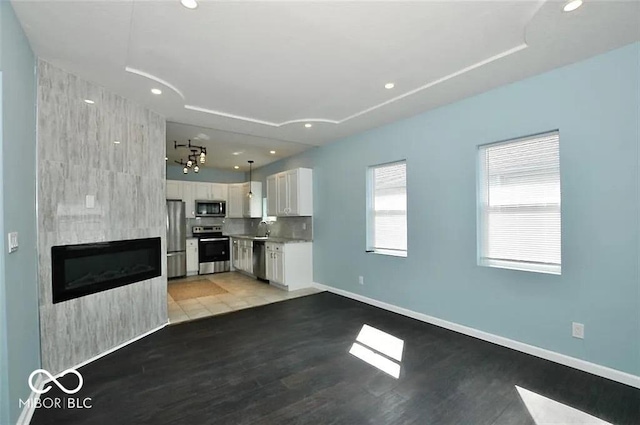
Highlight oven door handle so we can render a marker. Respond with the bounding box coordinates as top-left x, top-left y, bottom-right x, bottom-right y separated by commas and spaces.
199, 238, 229, 242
